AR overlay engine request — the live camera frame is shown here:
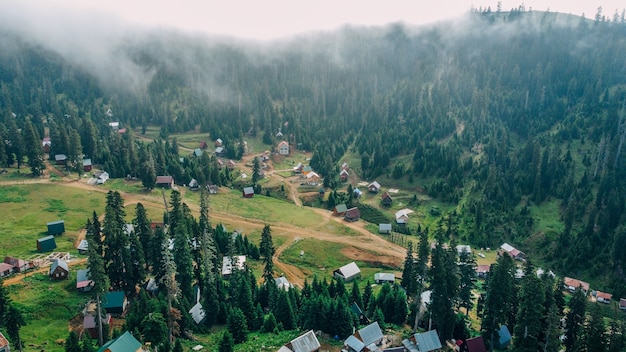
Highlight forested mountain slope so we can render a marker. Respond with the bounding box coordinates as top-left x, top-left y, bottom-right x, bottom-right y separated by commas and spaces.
1, 9, 626, 296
